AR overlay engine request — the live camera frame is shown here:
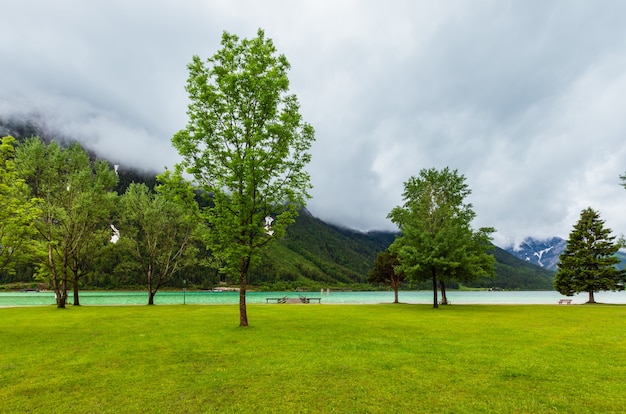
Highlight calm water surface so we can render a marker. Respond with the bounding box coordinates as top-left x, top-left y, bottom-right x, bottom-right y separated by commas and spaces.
1, 289, 625, 306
